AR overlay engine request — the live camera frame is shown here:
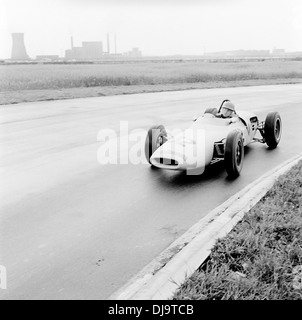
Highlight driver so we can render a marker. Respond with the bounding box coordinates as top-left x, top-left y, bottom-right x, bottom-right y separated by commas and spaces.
216, 101, 236, 119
